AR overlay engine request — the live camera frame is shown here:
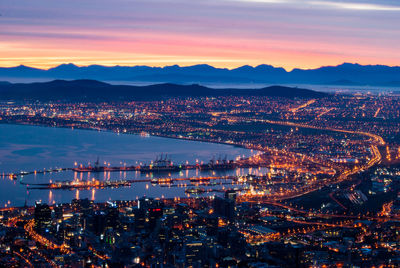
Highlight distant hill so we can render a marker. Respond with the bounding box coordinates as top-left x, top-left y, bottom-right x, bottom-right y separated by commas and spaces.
0, 63, 399, 86
0, 80, 328, 101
